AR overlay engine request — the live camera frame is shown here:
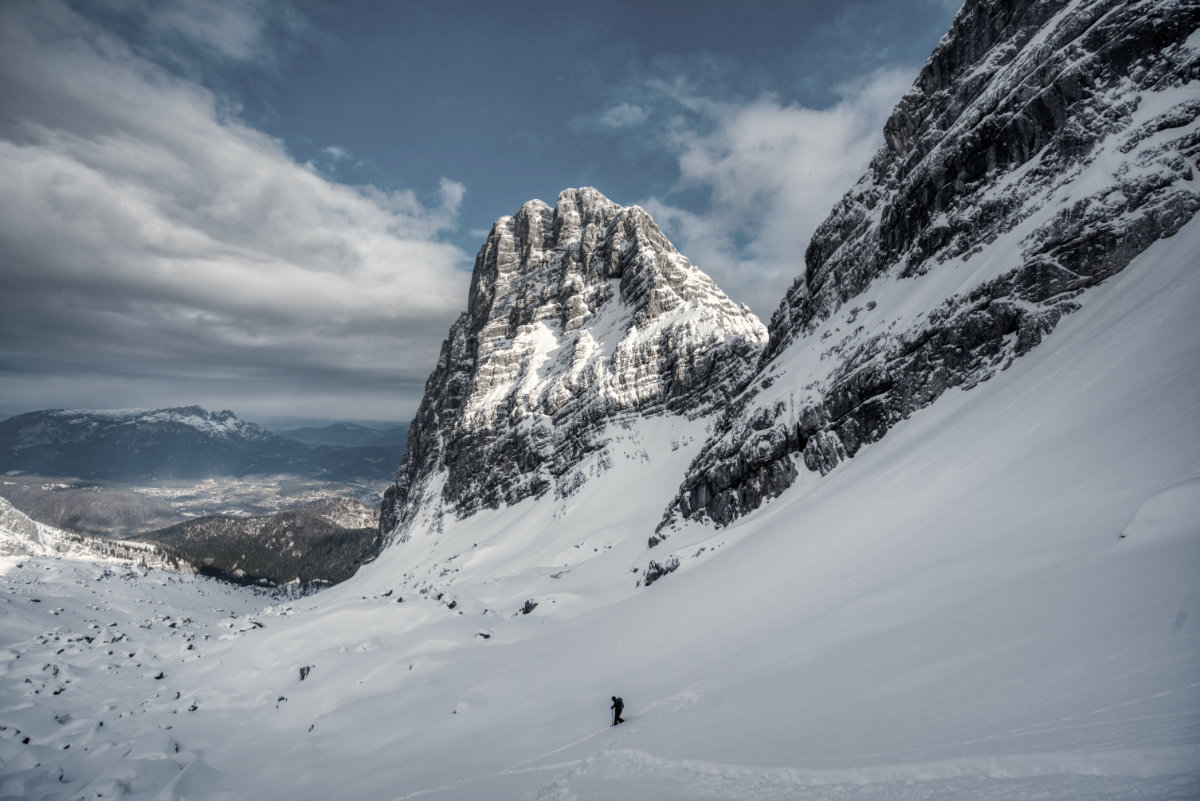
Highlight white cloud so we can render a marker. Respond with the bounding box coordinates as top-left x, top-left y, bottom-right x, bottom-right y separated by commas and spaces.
597, 102, 649, 129
323, 144, 351, 161
635, 69, 914, 316
145, 0, 268, 61
0, 0, 470, 421
91, 0, 297, 65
